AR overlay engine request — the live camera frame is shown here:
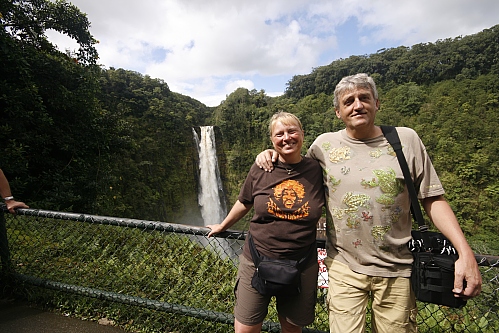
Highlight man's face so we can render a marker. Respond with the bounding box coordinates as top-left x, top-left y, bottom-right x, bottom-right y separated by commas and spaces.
335, 87, 379, 134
